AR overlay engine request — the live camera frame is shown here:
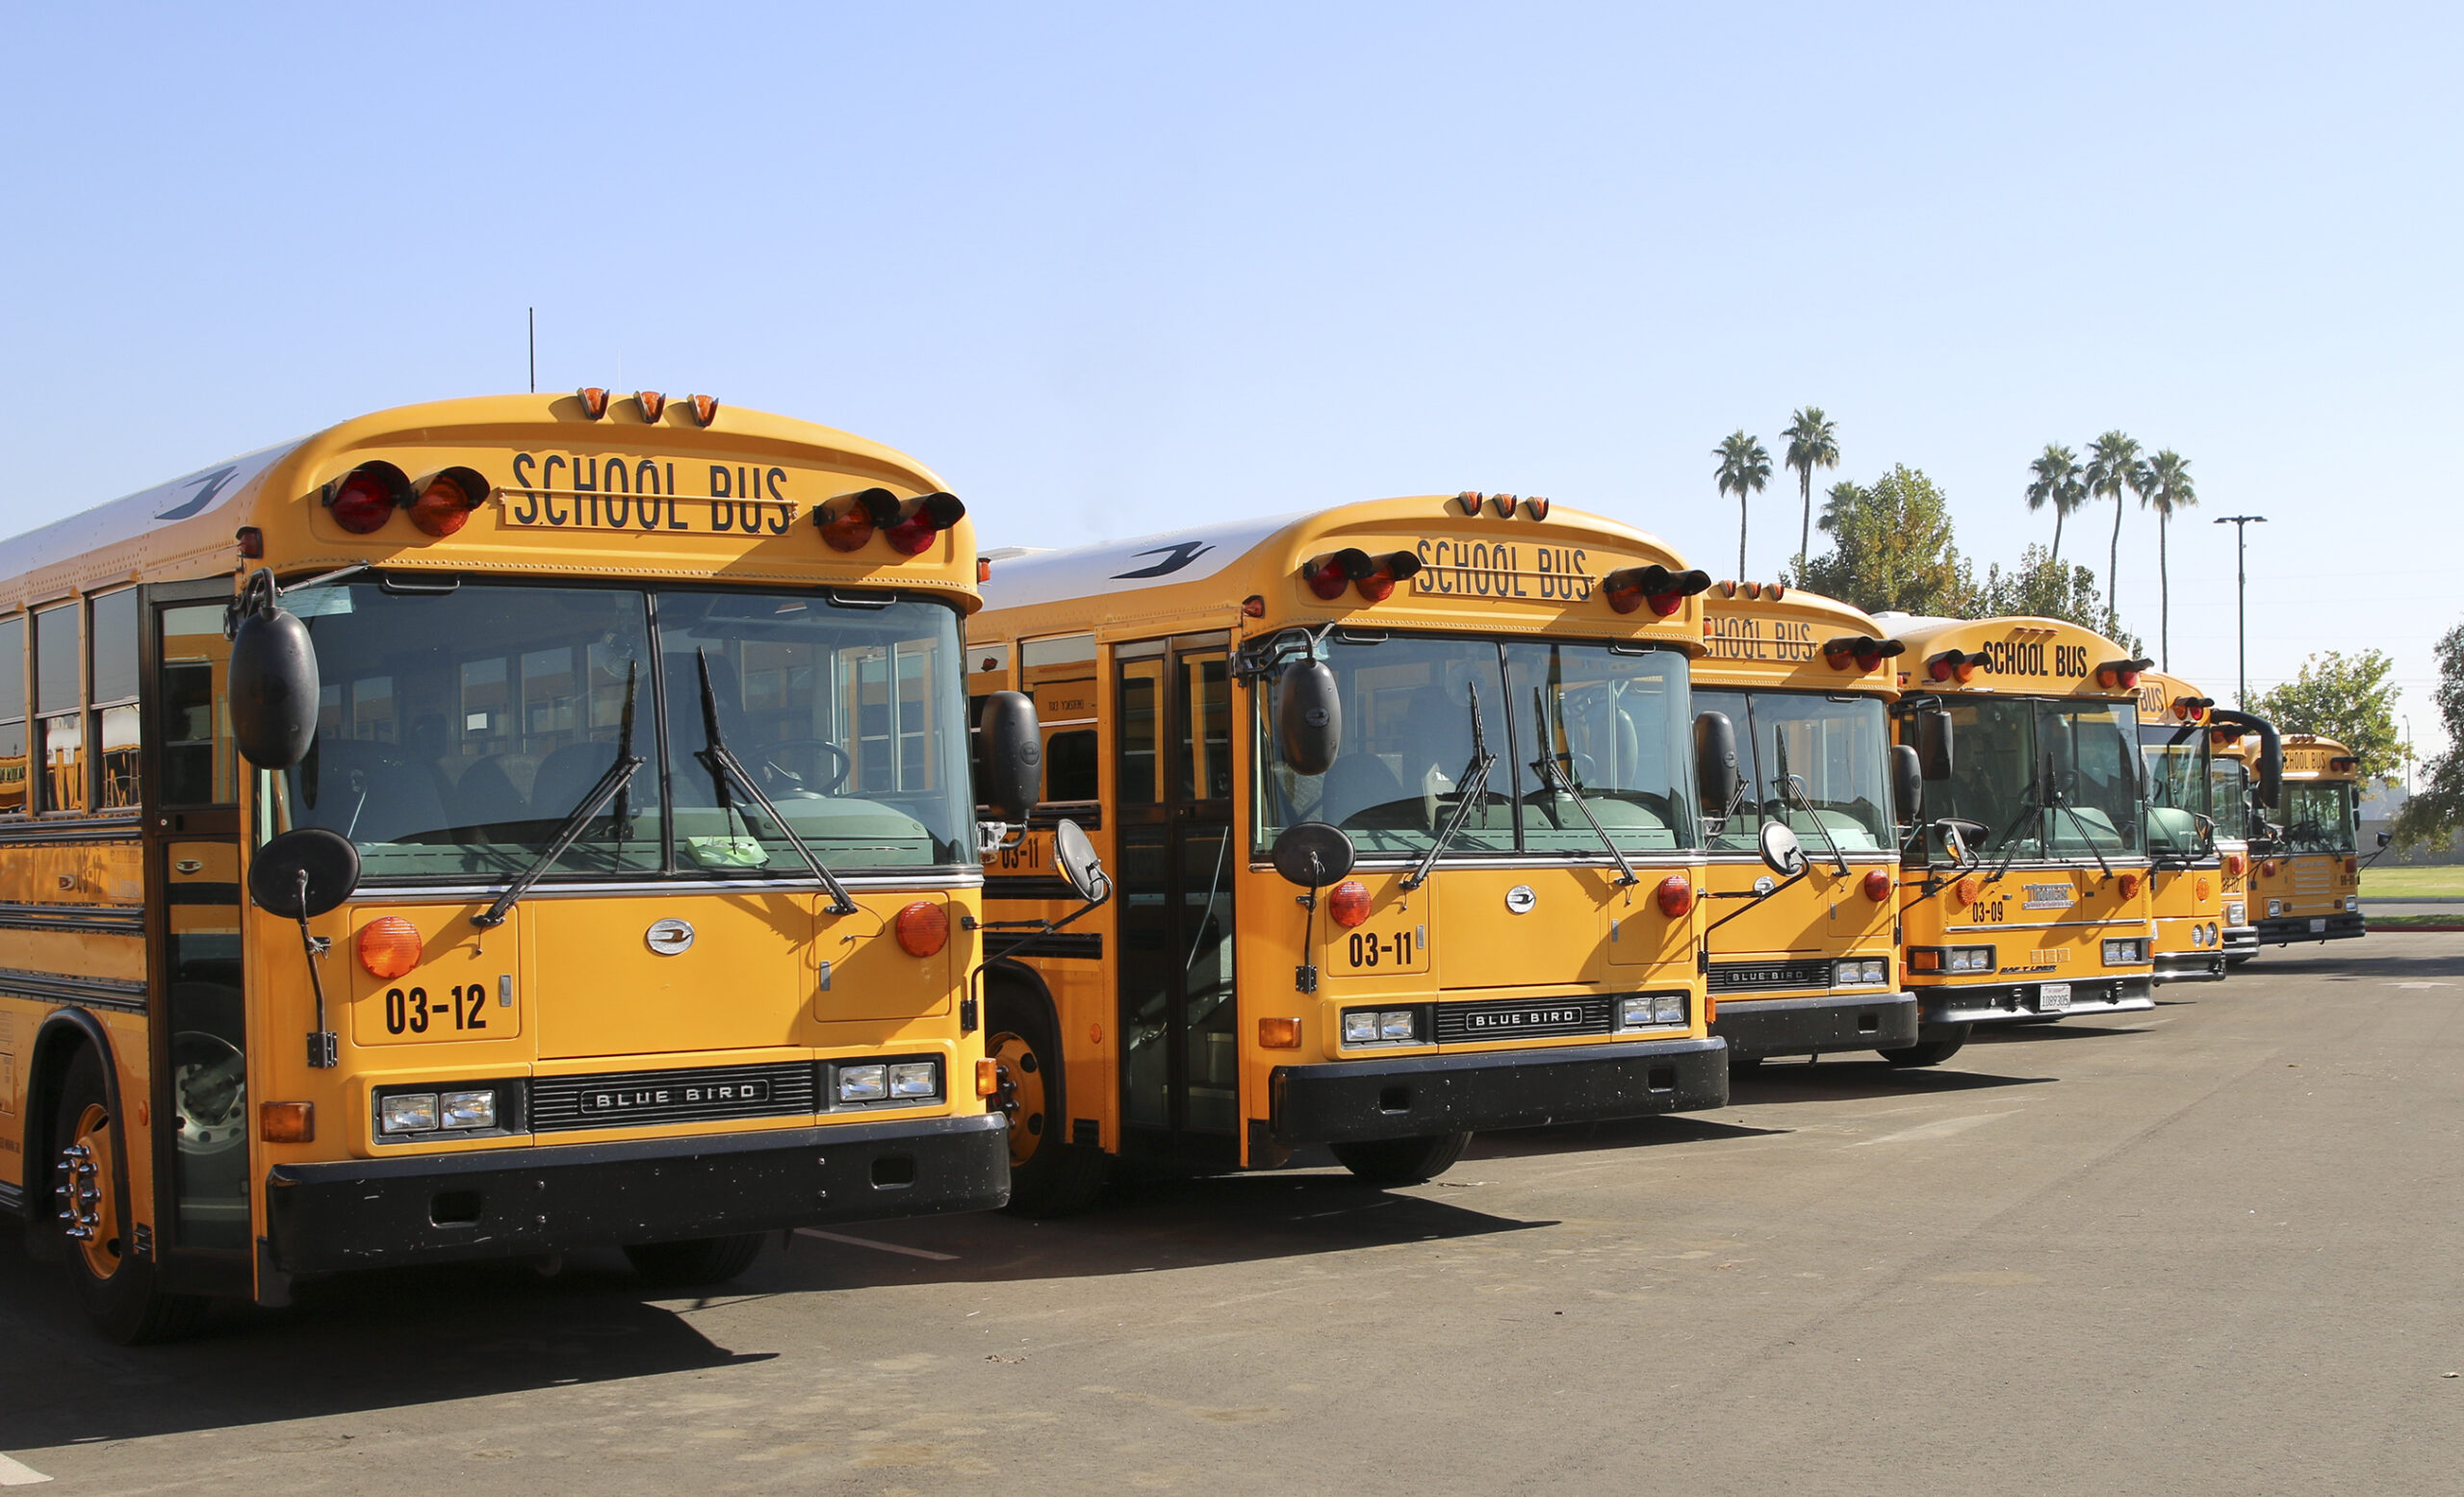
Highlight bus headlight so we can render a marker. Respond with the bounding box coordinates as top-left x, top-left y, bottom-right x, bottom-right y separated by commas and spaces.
887, 1061, 940, 1099
1834, 959, 1887, 987
438, 1090, 498, 1130
837, 1065, 888, 1102
380, 1093, 439, 1134
1619, 994, 1688, 1029
2346, 896, 2362, 913
2267, 899, 2283, 918
1340, 1009, 1423, 1045
1910, 946, 1994, 974
2102, 938, 2149, 966
2227, 902, 2246, 926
